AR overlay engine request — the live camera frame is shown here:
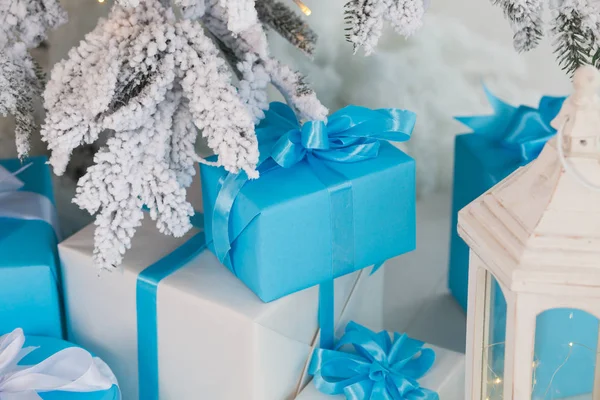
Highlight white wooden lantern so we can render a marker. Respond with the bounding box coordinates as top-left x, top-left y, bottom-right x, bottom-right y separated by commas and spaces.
458, 66, 600, 400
